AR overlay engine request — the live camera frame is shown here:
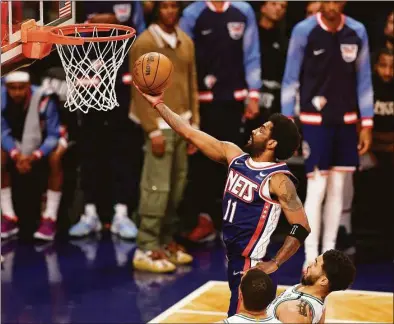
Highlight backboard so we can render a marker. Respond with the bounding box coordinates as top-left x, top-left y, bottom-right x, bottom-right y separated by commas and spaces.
1, 1, 75, 74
